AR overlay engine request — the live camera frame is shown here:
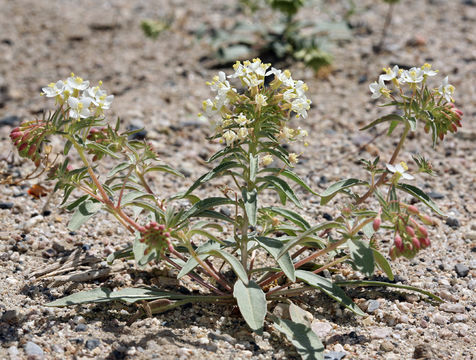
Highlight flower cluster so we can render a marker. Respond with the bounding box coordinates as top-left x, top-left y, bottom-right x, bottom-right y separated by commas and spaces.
42, 73, 114, 119
386, 161, 414, 183
9, 121, 49, 166
201, 59, 311, 148
138, 221, 173, 256
388, 205, 434, 260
